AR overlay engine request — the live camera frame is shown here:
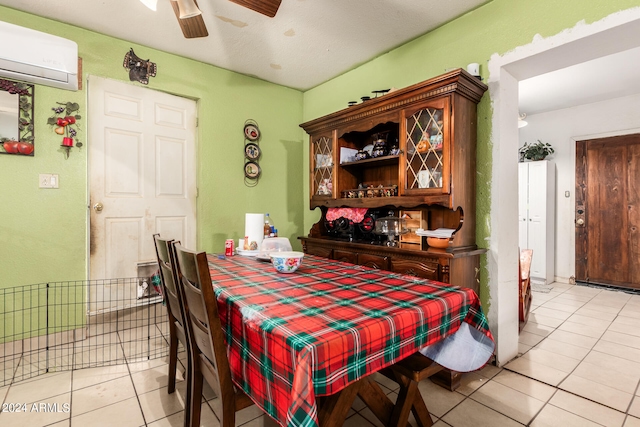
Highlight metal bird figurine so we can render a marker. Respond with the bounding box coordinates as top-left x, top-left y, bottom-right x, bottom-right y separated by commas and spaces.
123, 48, 157, 85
